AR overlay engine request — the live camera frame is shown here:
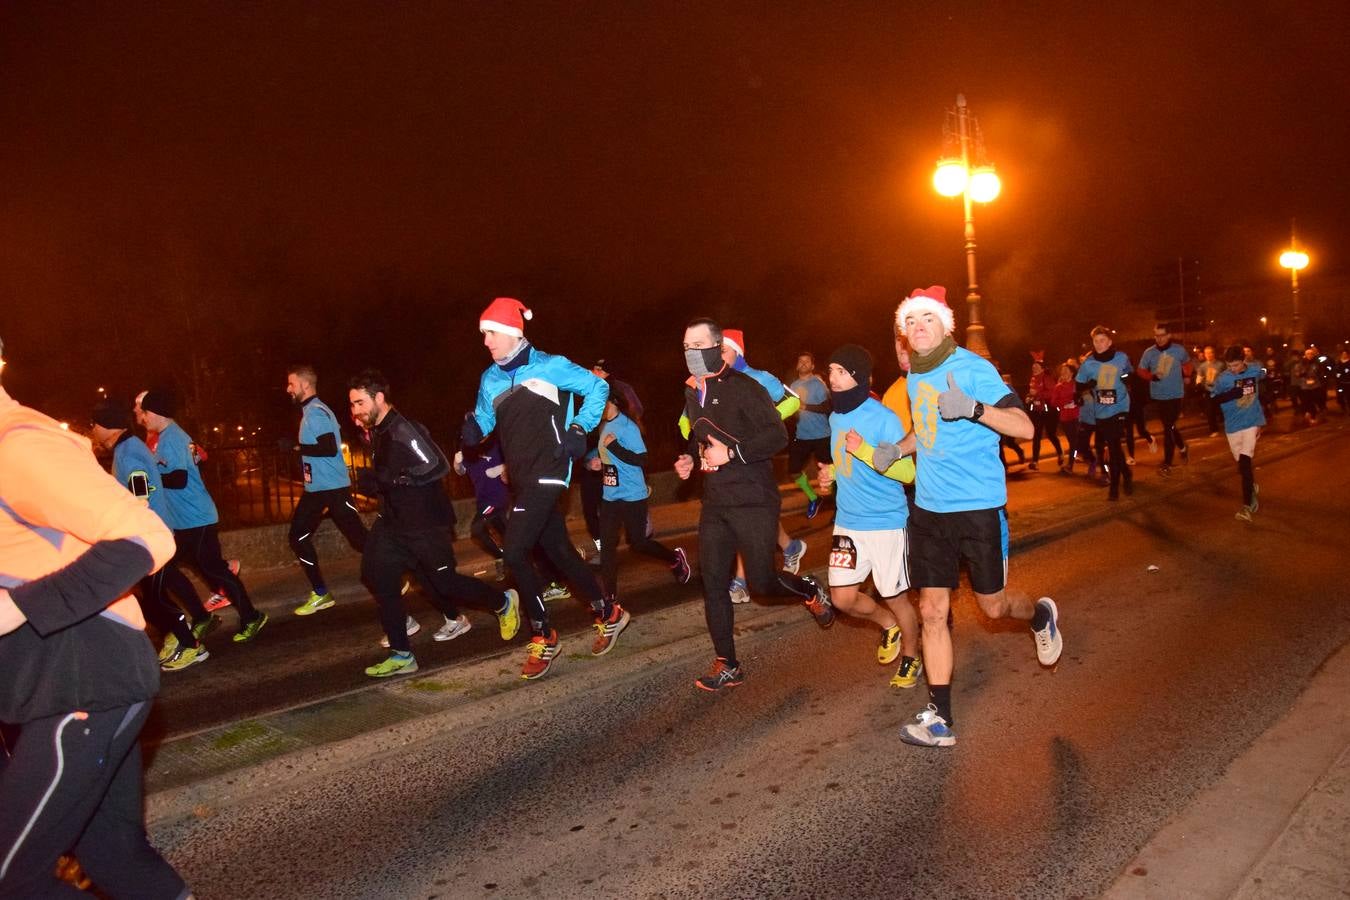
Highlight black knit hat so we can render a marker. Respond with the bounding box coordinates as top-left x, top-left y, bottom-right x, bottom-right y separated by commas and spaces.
140, 389, 176, 418
829, 344, 873, 387
91, 398, 133, 430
